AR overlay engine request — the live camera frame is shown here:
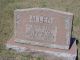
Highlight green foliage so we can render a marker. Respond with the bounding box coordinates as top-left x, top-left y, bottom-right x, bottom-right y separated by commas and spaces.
36, 56, 45, 60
